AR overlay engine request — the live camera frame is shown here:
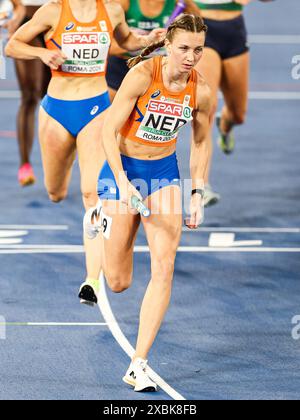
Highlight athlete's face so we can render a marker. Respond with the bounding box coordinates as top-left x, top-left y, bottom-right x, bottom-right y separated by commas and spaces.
166, 30, 205, 73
